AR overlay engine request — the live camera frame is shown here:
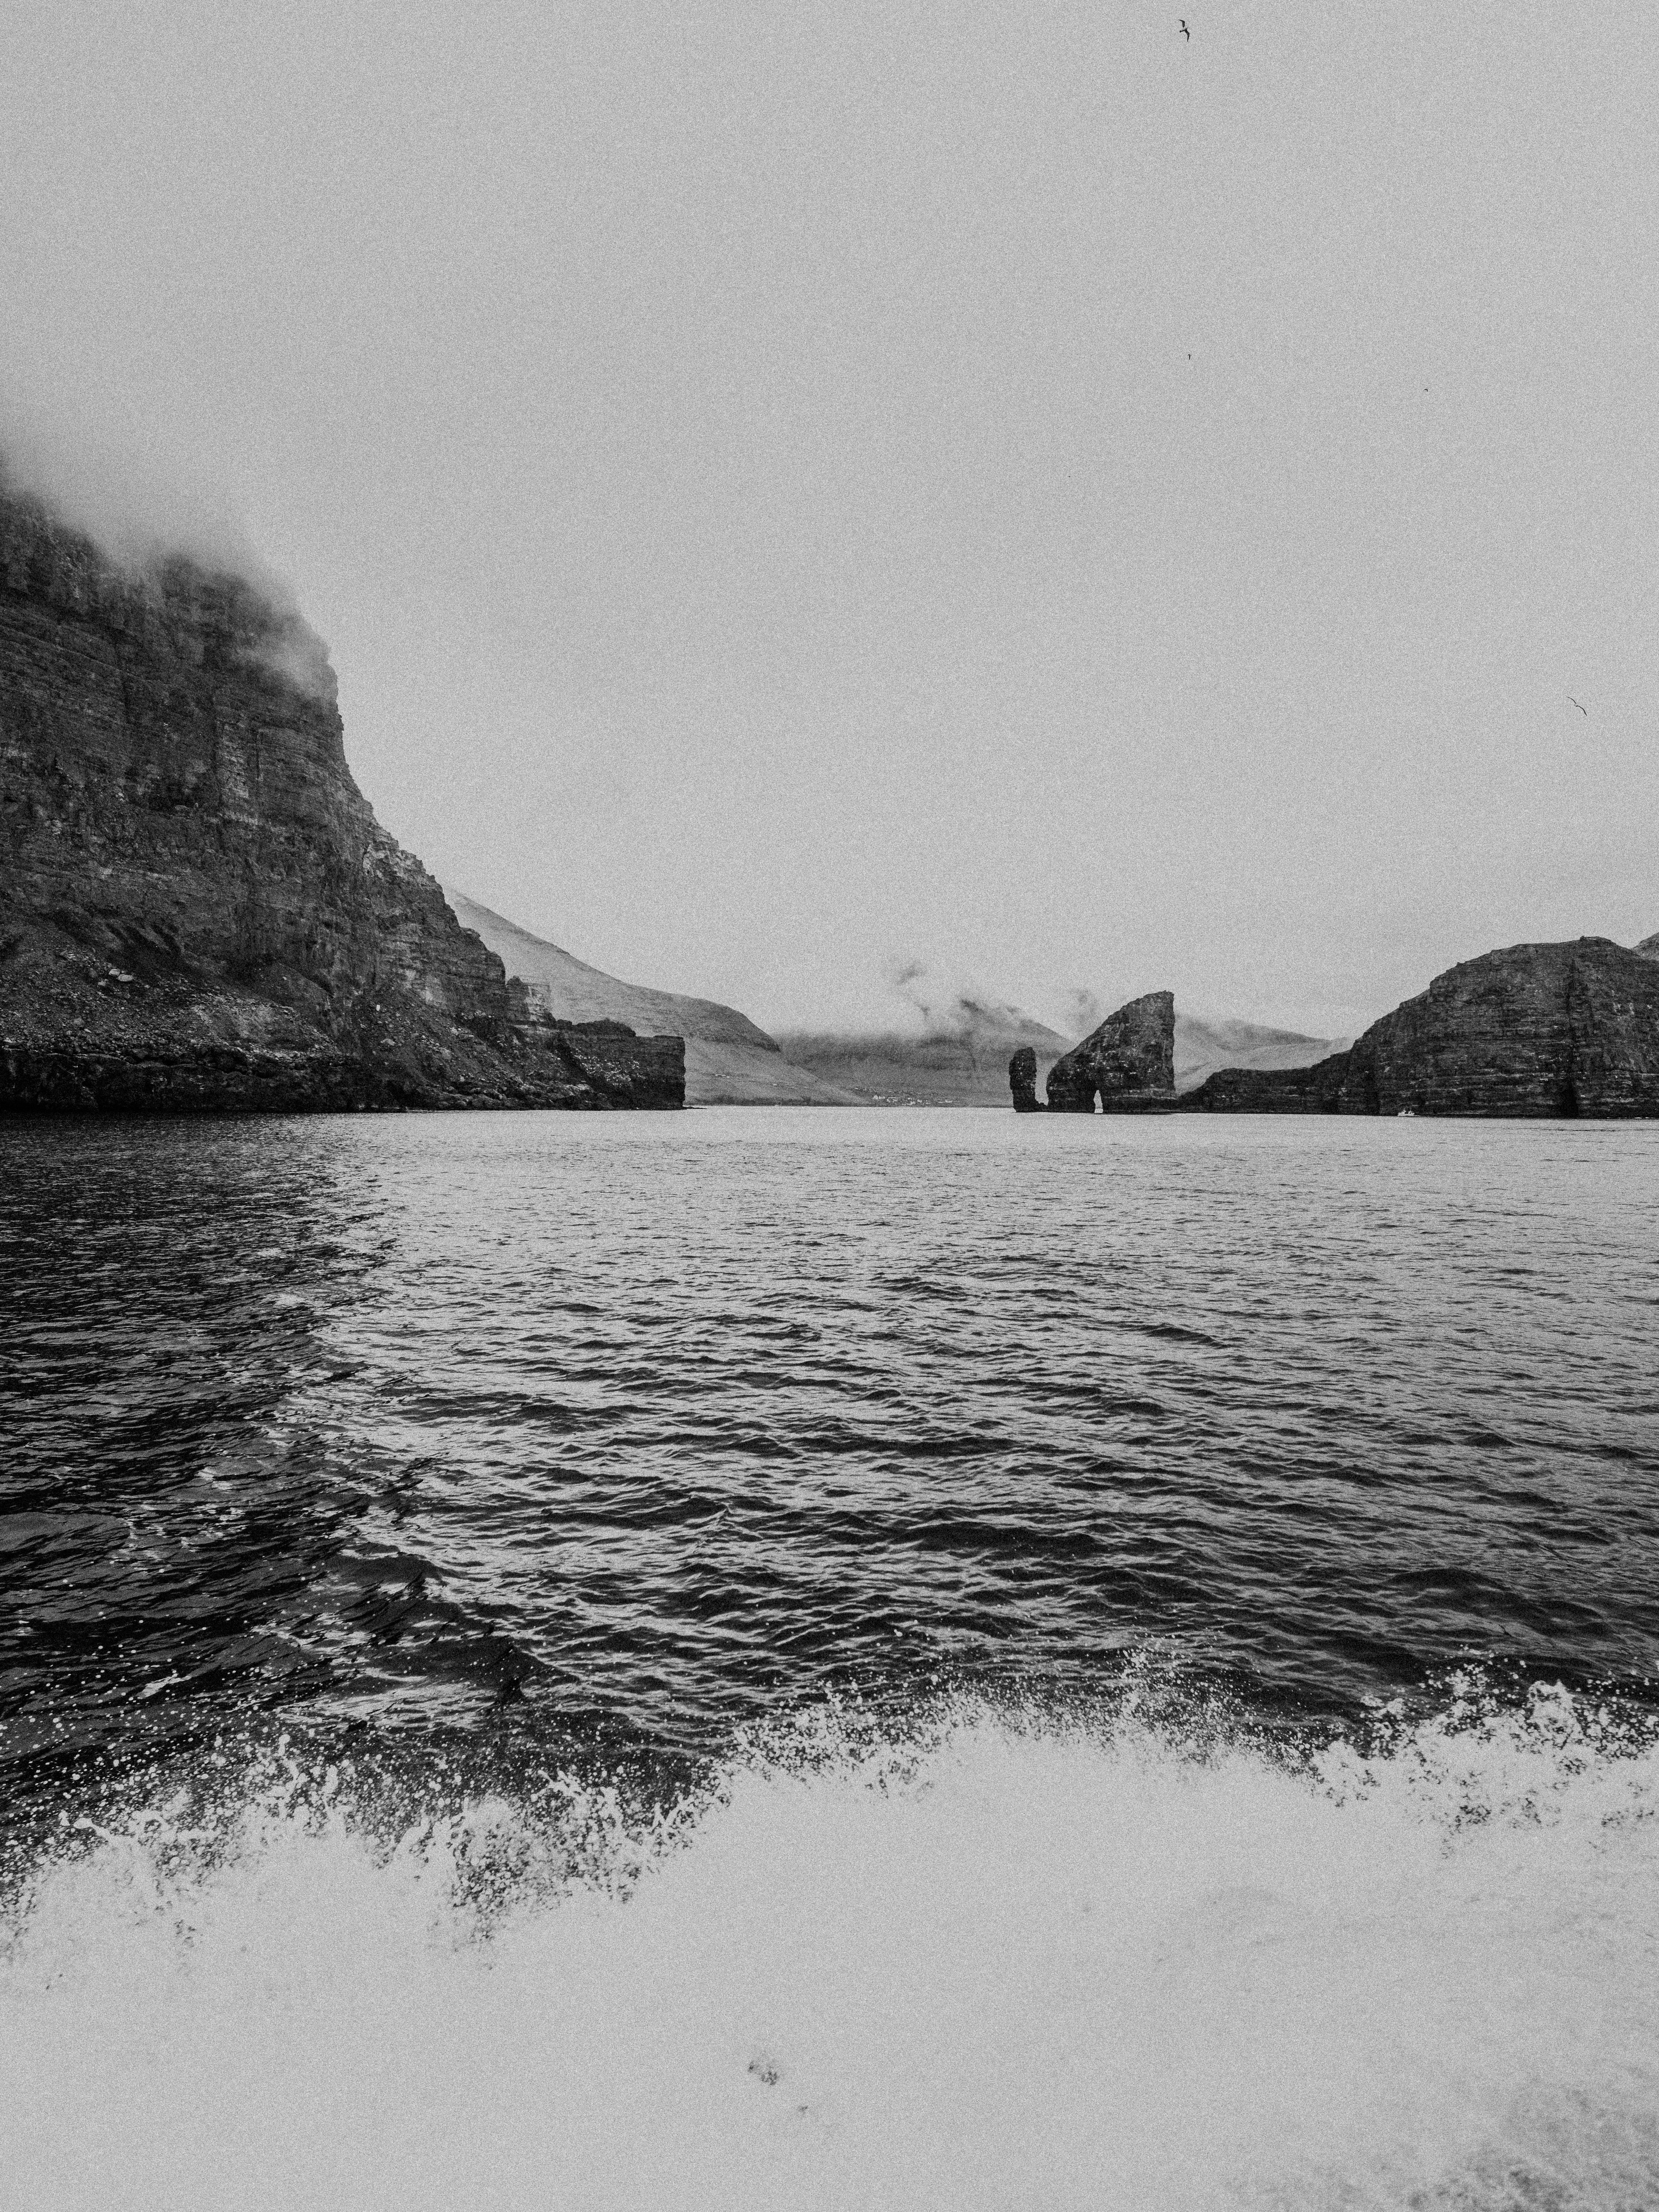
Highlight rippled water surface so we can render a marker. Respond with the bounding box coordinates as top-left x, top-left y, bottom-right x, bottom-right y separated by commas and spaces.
4, 1109, 1659, 2210
6, 1108, 1657, 1765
